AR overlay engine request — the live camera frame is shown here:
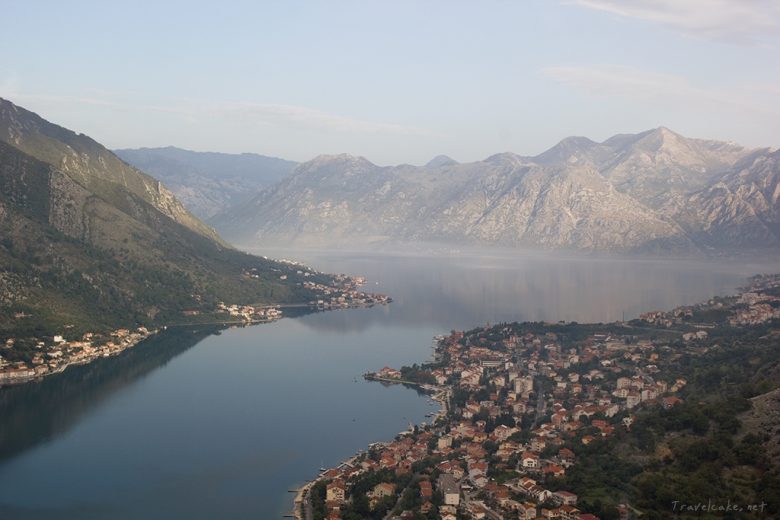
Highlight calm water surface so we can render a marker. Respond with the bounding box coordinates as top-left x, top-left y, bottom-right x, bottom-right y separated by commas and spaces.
0, 250, 776, 519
